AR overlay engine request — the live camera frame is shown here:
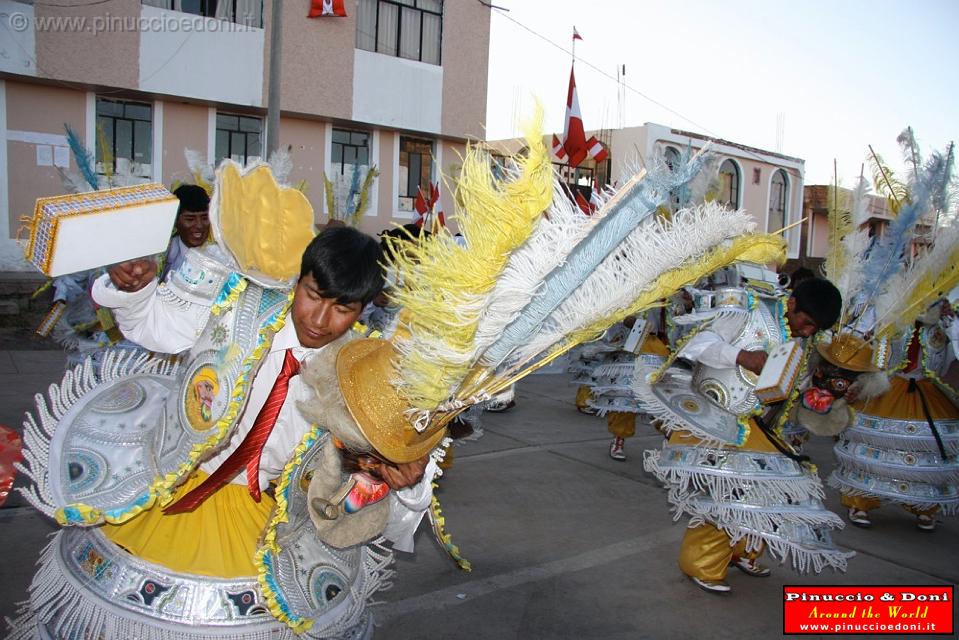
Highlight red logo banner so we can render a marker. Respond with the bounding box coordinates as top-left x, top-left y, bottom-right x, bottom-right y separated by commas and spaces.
784, 586, 954, 635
